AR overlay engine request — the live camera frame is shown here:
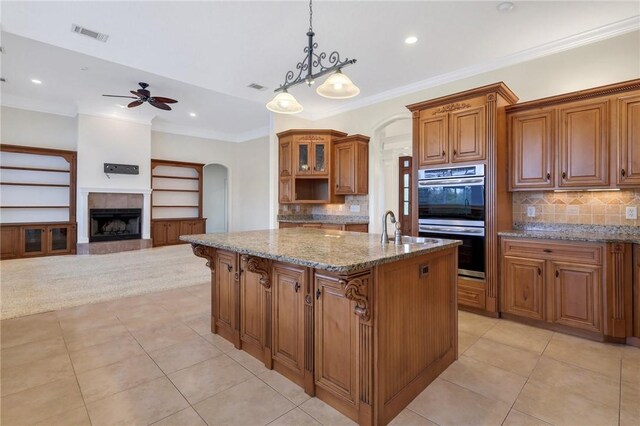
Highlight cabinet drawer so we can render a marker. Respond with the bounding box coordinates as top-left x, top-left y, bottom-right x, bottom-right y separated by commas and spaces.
458, 277, 485, 309
502, 238, 603, 265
